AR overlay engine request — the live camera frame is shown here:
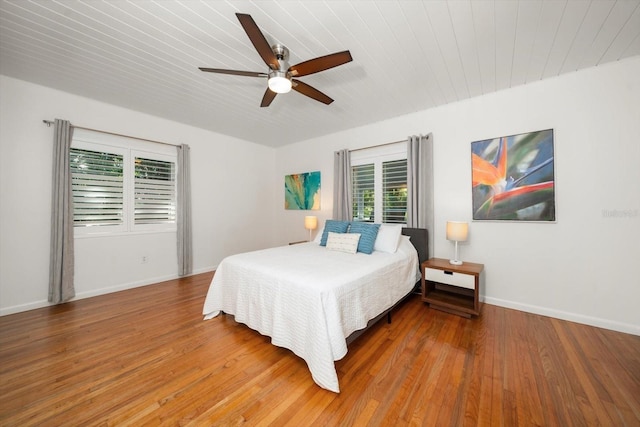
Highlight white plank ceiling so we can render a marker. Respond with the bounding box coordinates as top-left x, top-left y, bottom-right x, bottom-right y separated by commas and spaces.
1, 0, 639, 147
